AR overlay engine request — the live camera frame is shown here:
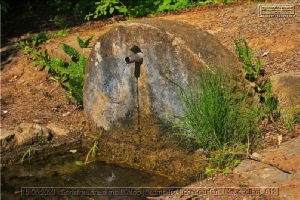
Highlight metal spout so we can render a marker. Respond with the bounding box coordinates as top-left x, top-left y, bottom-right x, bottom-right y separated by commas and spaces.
125, 52, 143, 64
